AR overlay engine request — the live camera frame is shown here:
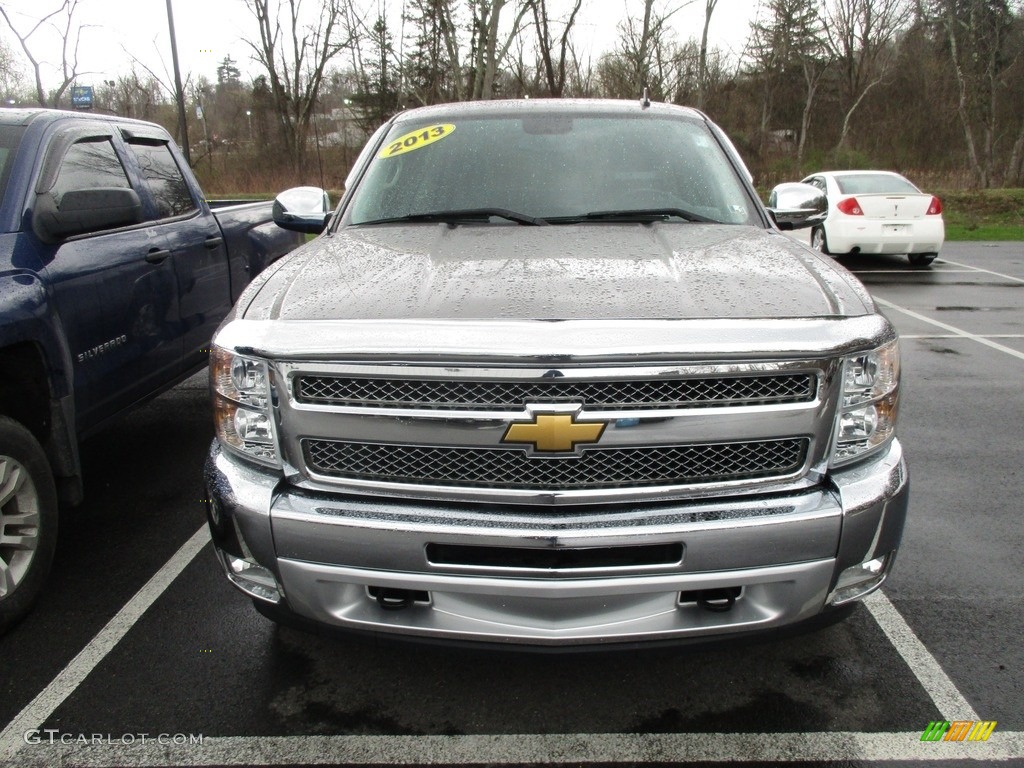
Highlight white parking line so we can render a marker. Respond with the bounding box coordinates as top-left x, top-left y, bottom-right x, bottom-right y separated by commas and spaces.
939, 258, 1024, 285
901, 334, 1024, 339
0, 525, 210, 764
12, 730, 1024, 766
864, 592, 978, 720
0, 469, 1011, 762
875, 297, 1024, 362
855, 269, 978, 274
4, 576, 1012, 766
